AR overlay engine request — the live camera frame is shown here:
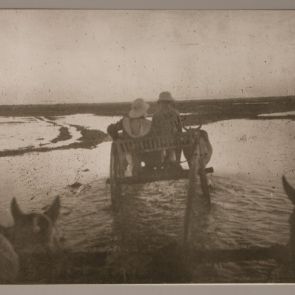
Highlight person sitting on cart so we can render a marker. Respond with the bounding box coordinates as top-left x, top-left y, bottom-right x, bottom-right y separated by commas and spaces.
151, 91, 183, 170
107, 98, 152, 176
